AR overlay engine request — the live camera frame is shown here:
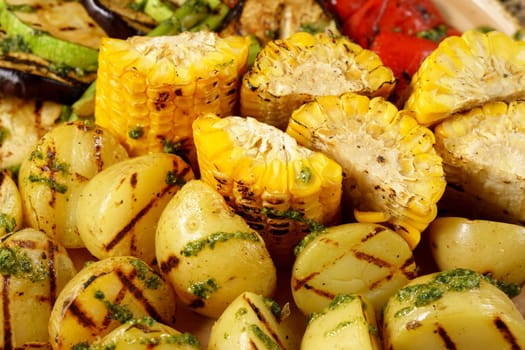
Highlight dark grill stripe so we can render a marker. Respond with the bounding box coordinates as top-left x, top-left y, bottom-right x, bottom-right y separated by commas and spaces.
115, 269, 166, 323
47, 240, 58, 304
3, 276, 12, 350
245, 295, 286, 349
436, 324, 456, 350
68, 301, 97, 328
494, 317, 521, 350
105, 184, 174, 251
